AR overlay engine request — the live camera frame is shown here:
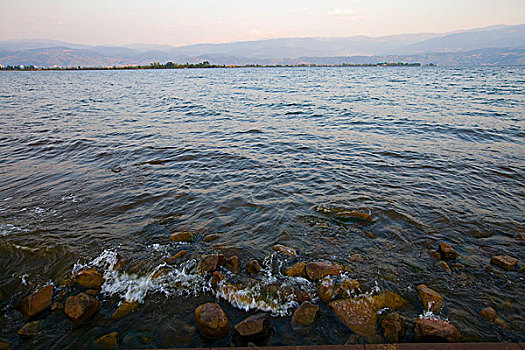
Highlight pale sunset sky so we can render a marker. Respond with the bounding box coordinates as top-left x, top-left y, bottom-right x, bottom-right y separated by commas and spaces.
1, 0, 524, 46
